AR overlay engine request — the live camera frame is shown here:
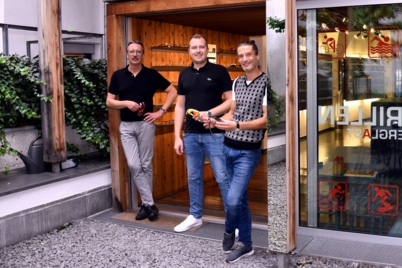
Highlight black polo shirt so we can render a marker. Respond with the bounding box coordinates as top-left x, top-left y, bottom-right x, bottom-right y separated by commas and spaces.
109, 65, 170, 122
178, 61, 232, 133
